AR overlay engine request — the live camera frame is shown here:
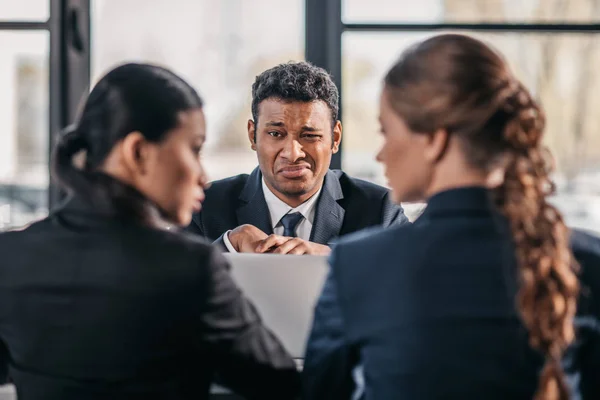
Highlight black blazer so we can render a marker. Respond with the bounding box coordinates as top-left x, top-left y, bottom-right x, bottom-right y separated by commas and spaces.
303, 186, 600, 399
0, 195, 300, 400
188, 167, 408, 248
